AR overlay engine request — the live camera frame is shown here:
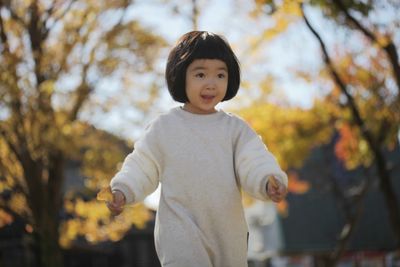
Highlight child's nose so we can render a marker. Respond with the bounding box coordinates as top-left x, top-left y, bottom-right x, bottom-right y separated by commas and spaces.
205, 78, 217, 89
